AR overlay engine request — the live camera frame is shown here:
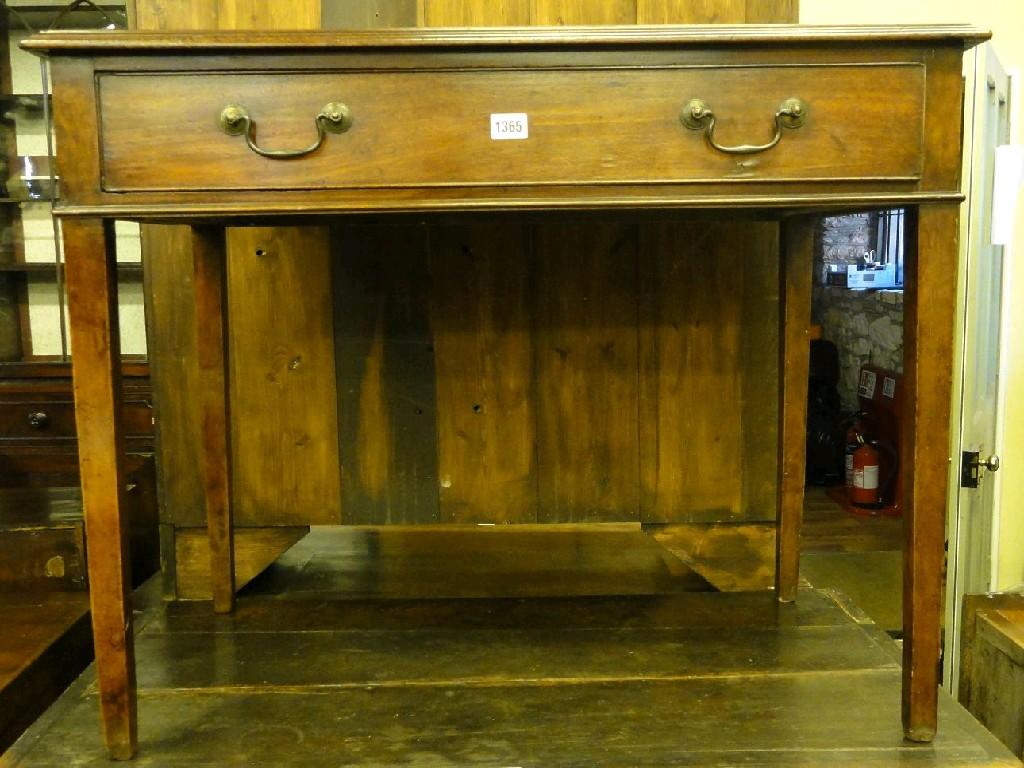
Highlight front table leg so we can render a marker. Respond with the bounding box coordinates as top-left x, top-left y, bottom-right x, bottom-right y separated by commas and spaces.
775, 216, 814, 602
192, 226, 235, 614
901, 205, 959, 741
65, 218, 137, 760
